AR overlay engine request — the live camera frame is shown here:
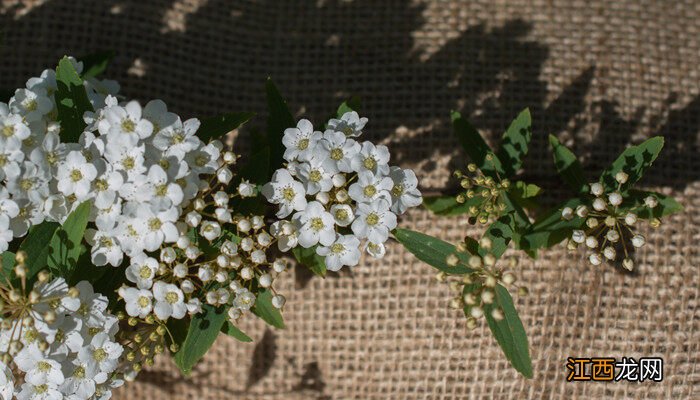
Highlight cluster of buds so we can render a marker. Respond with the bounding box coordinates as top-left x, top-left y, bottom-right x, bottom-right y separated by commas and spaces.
116, 150, 289, 330
454, 158, 510, 224
562, 171, 661, 271
0, 252, 125, 399
115, 312, 172, 381
440, 237, 527, 330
